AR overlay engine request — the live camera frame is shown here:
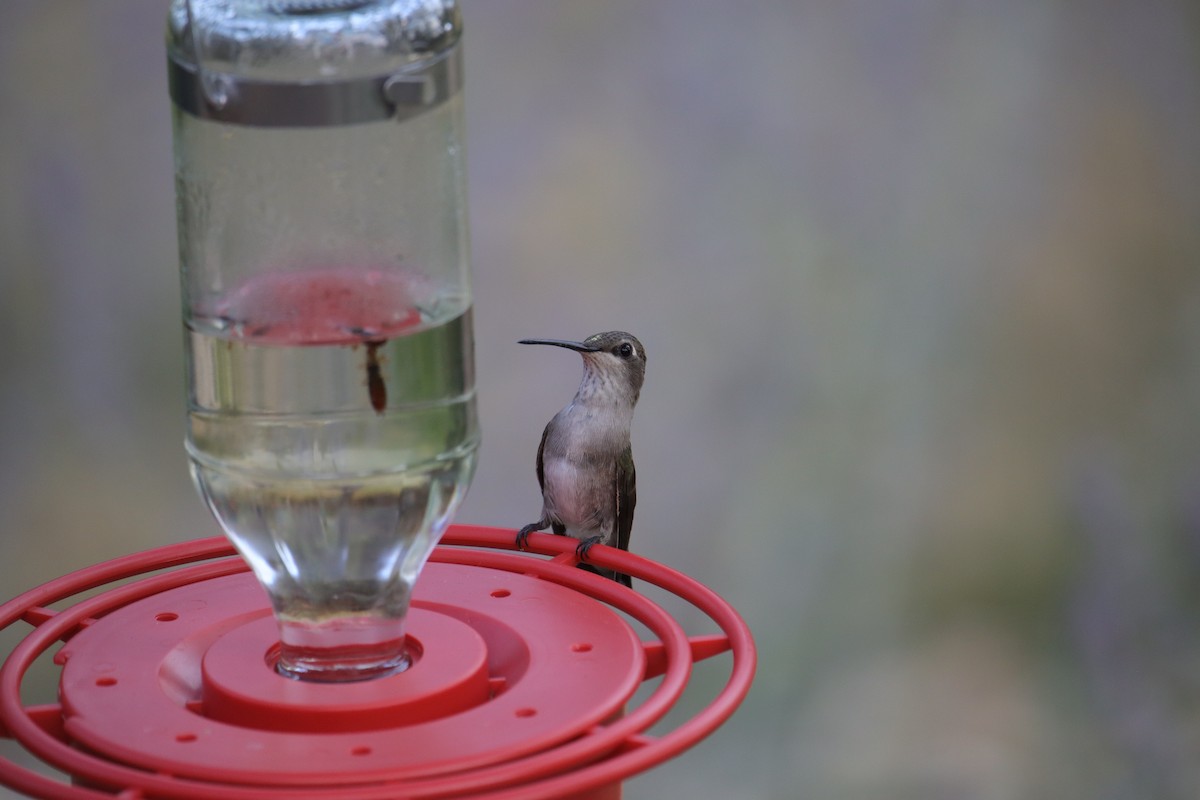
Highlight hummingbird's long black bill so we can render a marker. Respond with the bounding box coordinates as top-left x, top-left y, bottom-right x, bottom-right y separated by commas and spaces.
518, 338, 601, 352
